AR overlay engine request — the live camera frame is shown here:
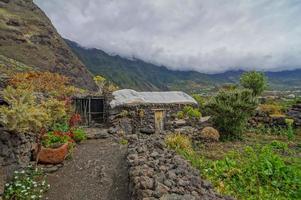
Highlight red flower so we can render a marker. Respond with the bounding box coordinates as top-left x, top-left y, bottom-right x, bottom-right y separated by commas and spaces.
69, 114, 81, 127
